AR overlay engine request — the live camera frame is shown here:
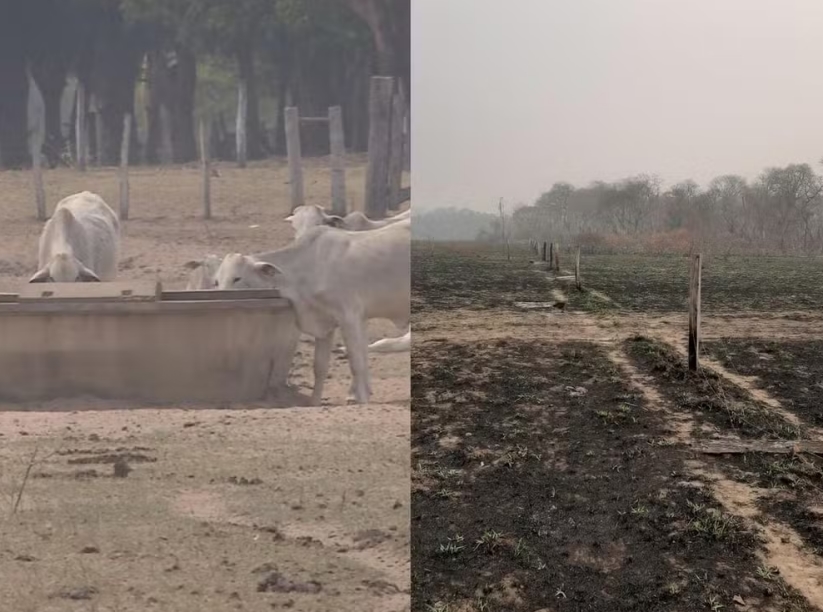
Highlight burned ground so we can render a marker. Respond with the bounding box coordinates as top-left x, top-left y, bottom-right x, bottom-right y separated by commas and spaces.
411, 242, 823, 612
